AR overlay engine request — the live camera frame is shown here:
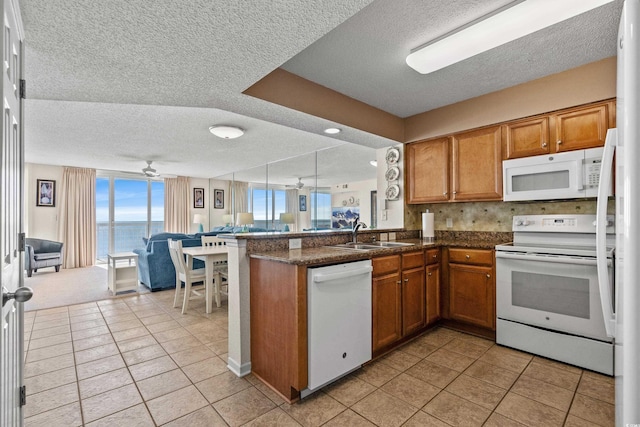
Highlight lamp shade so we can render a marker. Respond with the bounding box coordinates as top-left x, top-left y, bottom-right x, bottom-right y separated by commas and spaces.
193, 214, 205, 225
279, 213, 295, 224
236, 212, 254, 226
